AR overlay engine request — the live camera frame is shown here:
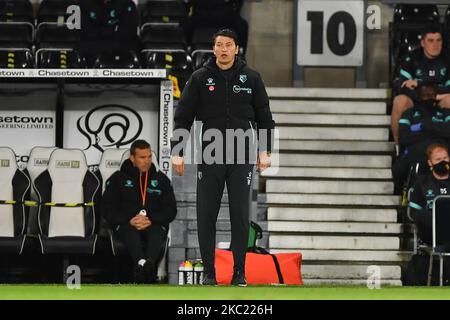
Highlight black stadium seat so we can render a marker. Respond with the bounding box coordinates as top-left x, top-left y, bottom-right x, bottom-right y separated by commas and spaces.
0, 22, 32, 49
93, 51, 141, 69
0, 50, 33, 68
394, 4, 440, 25
0, 0, 34, 24
141, 0, 188, 27
0, 147, 31, 255
35, 23, 84, 68
37, 0, 80, 25
141, 24, 187, 51
191, 27, 216, 70
0, 22, 33, 68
